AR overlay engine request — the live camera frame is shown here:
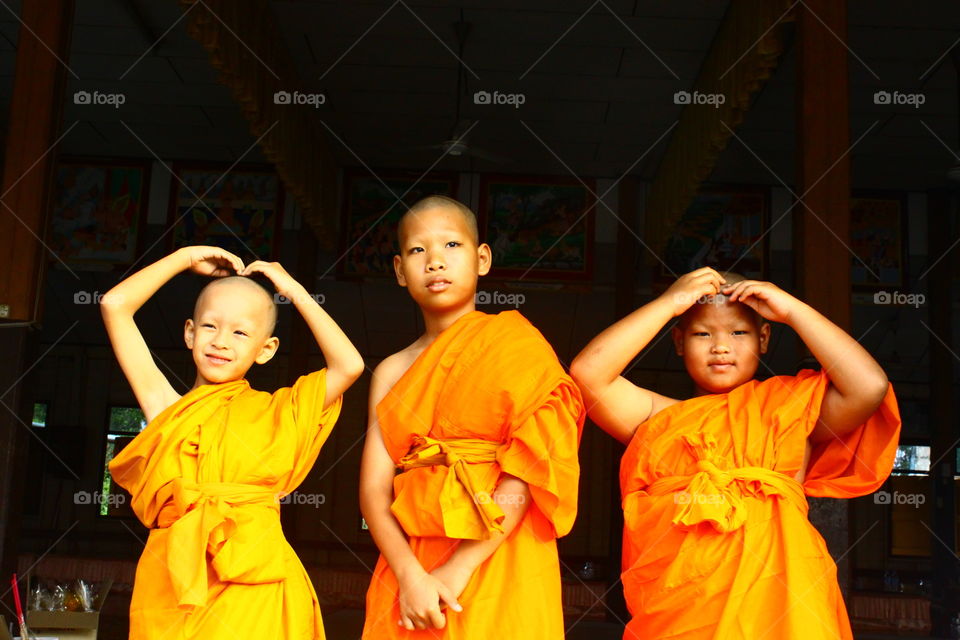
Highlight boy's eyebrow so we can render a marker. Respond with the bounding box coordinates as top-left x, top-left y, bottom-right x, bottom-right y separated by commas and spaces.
405, 228, 465, 240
